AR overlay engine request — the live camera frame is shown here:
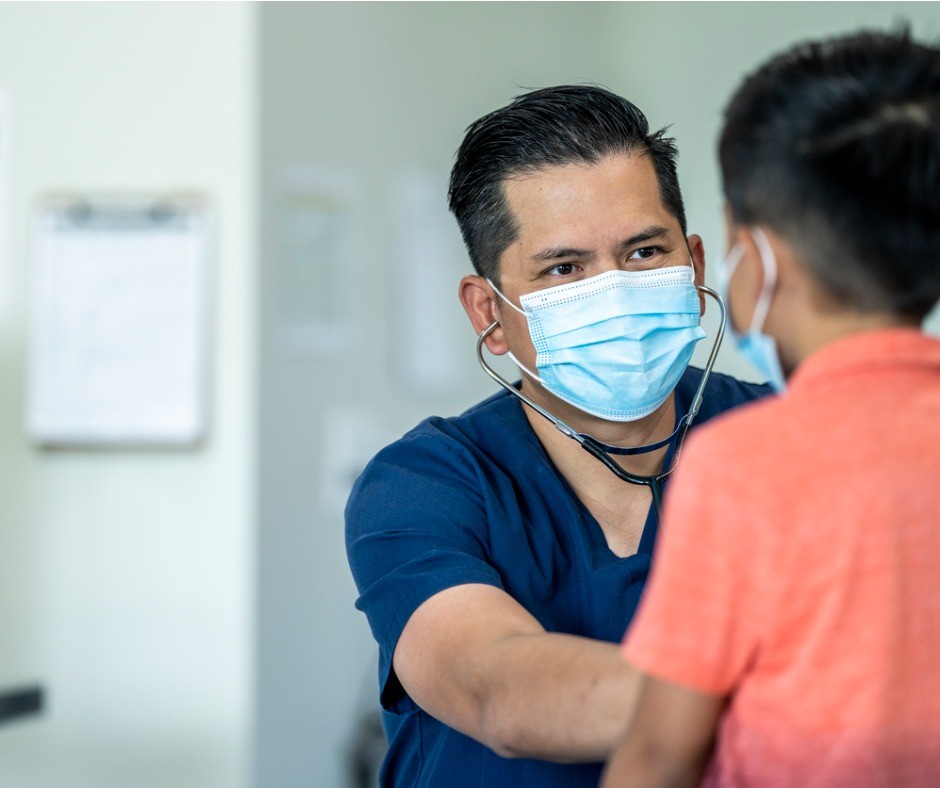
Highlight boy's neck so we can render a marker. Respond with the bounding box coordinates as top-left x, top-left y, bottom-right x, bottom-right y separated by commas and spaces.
778, 304, 915, 377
